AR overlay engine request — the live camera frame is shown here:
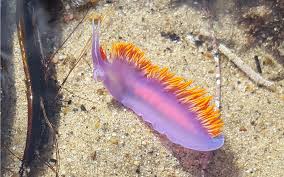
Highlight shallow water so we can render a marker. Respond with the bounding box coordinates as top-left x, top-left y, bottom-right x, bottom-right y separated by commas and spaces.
1, 0, 284, 176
